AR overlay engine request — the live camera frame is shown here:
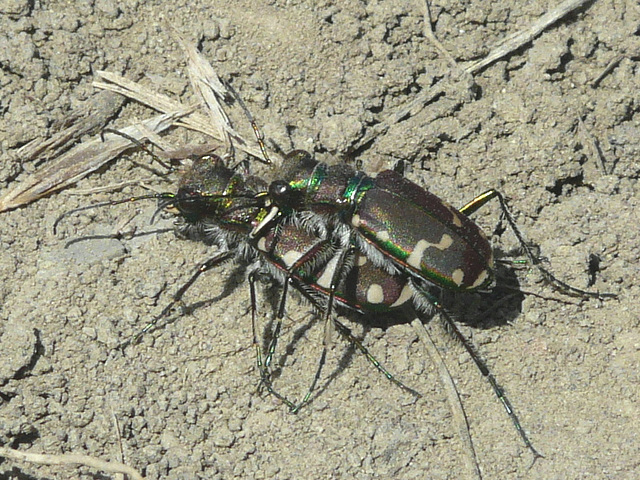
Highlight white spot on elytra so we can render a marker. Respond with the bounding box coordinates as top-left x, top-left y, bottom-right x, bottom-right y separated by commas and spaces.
257, 237, 267, 252
470, 270, 489, 289
406, 234, 454, 269
316, 255, 341, 288
283, 250, 303, 267
357, 255, 368, 267
450, 208, 463, 227
351, 214, 362, 228
438, 234, 454, 250
451, 269, 464, 286
377, 230, 390, 242
390, 284, 413, 308
366, 284, 385, 304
